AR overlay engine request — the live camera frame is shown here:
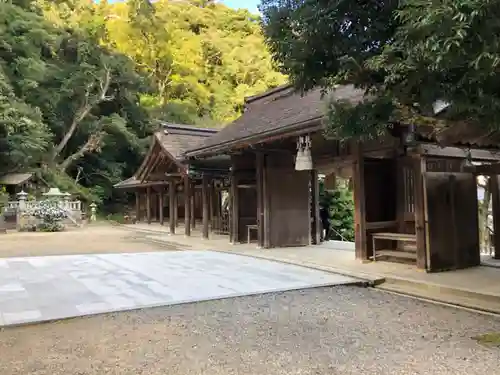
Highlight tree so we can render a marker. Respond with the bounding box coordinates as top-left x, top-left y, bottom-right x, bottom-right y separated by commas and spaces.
0, 1, 152, 206
319, 178, 354, 241
1, 0, 286, 212
103, 0, 287, 125
260, 0, 500, 139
